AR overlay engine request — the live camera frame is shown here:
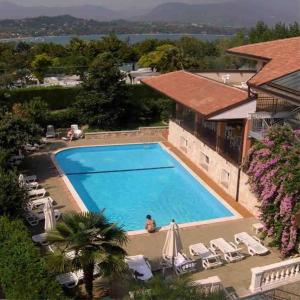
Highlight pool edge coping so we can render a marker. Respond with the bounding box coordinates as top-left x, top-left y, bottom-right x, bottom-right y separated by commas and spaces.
51, 142, 242, 236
